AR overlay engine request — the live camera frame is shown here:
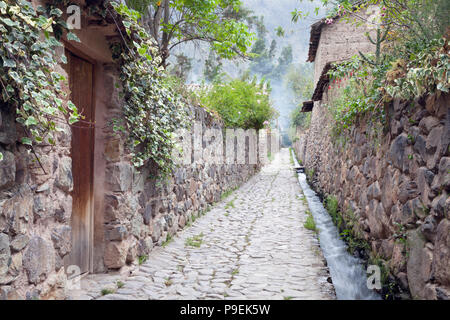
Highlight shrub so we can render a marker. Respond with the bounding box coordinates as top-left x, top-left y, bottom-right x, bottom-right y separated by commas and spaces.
199, 76, 277, 130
